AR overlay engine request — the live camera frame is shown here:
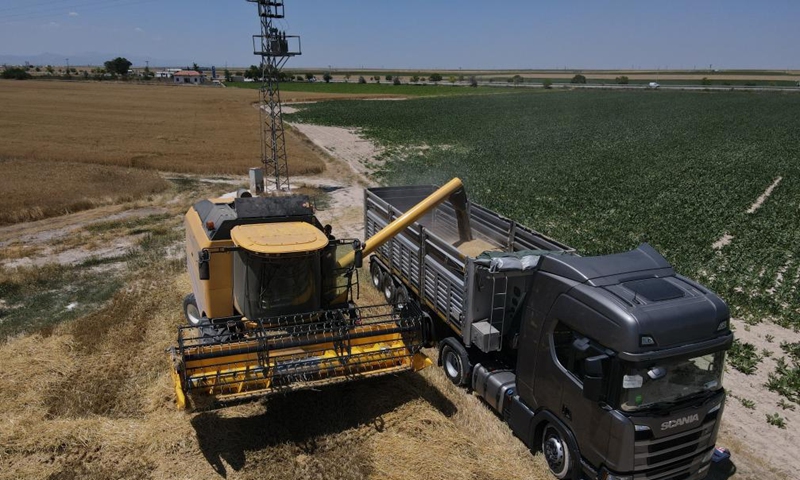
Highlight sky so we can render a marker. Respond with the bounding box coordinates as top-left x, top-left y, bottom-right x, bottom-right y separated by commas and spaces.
0, 0, 798, 69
